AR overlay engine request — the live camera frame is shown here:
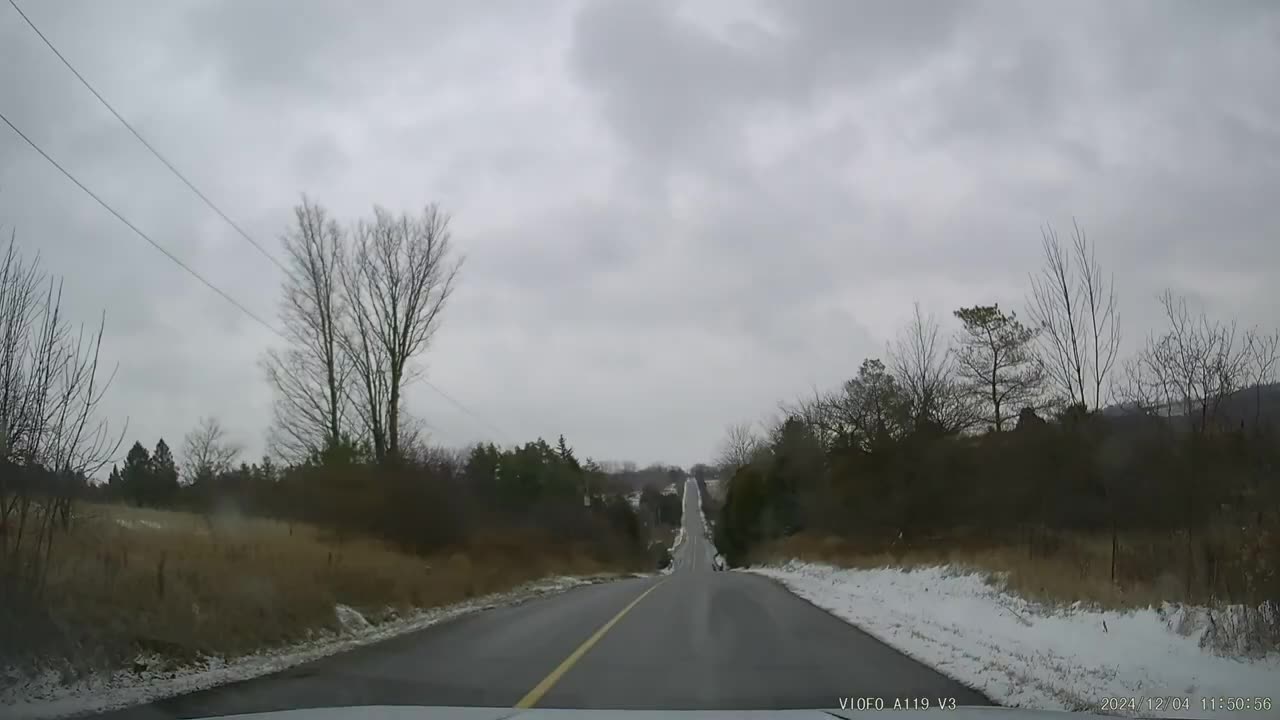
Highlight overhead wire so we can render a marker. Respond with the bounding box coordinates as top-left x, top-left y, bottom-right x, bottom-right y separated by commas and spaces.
418, 377, 509, 442
0, 110, 282, 337
5, 0, 287, 273
0, 115, 507, 444
5, 0, 510, 444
